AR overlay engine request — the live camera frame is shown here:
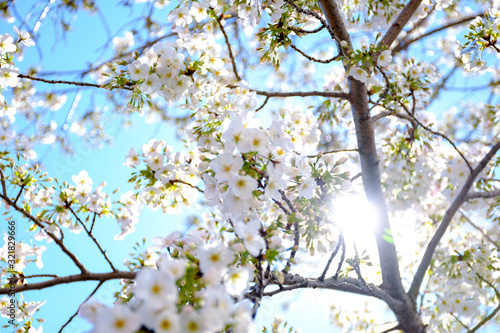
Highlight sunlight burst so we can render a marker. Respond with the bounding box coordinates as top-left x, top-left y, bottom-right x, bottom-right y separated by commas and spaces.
332, 195, 378, 247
